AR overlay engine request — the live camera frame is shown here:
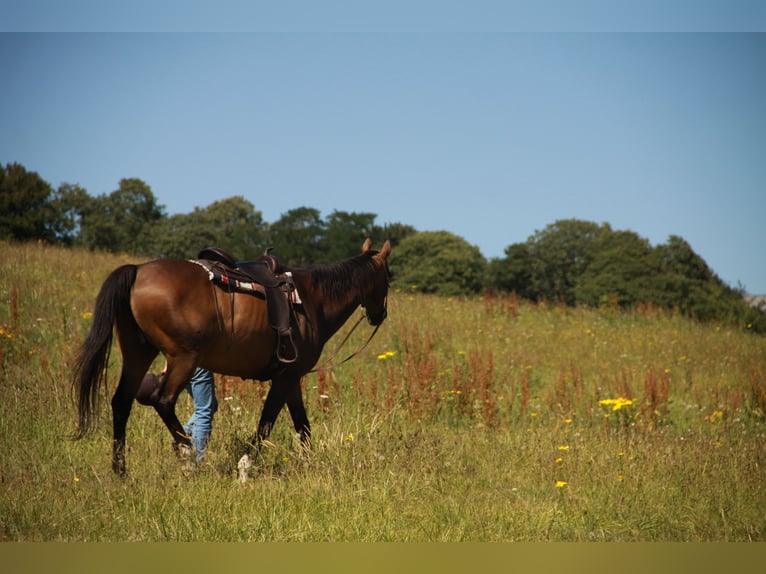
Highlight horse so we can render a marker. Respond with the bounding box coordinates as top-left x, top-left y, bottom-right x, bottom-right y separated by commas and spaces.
73, 239, 391, 477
